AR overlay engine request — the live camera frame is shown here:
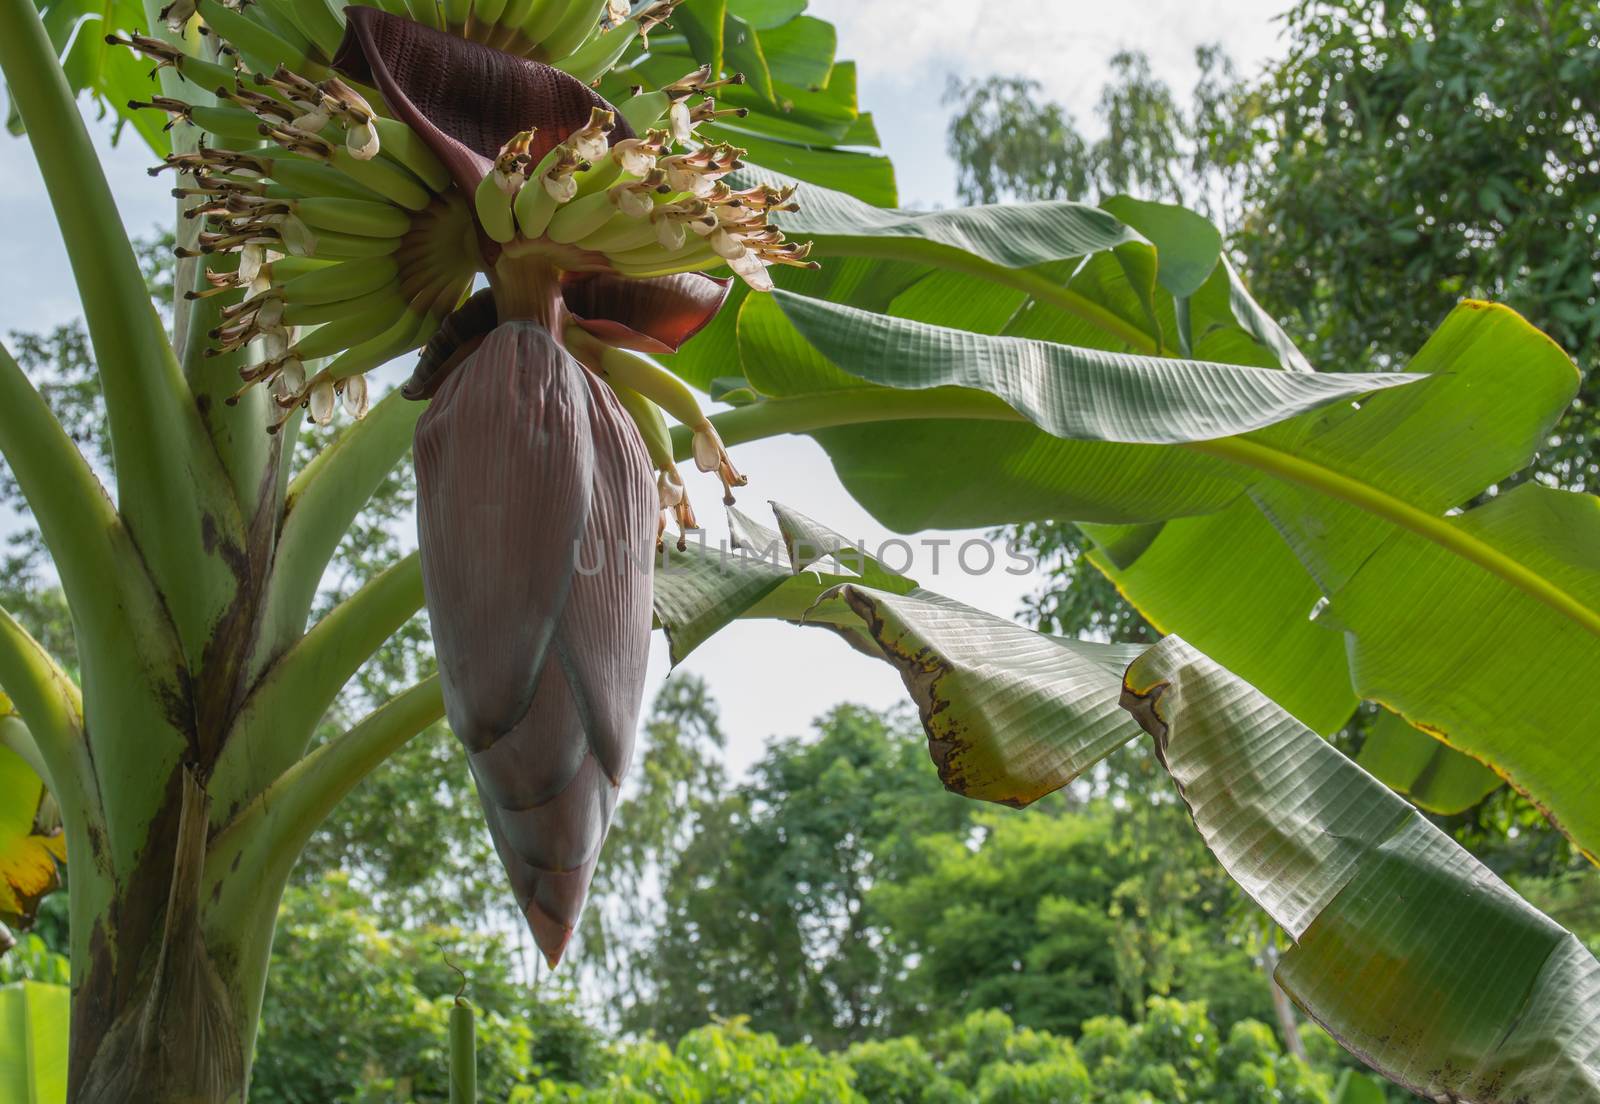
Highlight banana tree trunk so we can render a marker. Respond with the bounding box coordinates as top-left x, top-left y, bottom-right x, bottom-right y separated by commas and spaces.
69, 773, 261, 1103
